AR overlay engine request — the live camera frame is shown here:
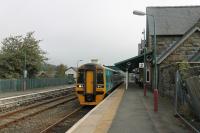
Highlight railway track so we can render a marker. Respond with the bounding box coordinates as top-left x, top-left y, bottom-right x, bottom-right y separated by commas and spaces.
40, 107, 82, 133
0, 92, 77, 130
0, 87, 75, 113
40, 106, 93, 133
